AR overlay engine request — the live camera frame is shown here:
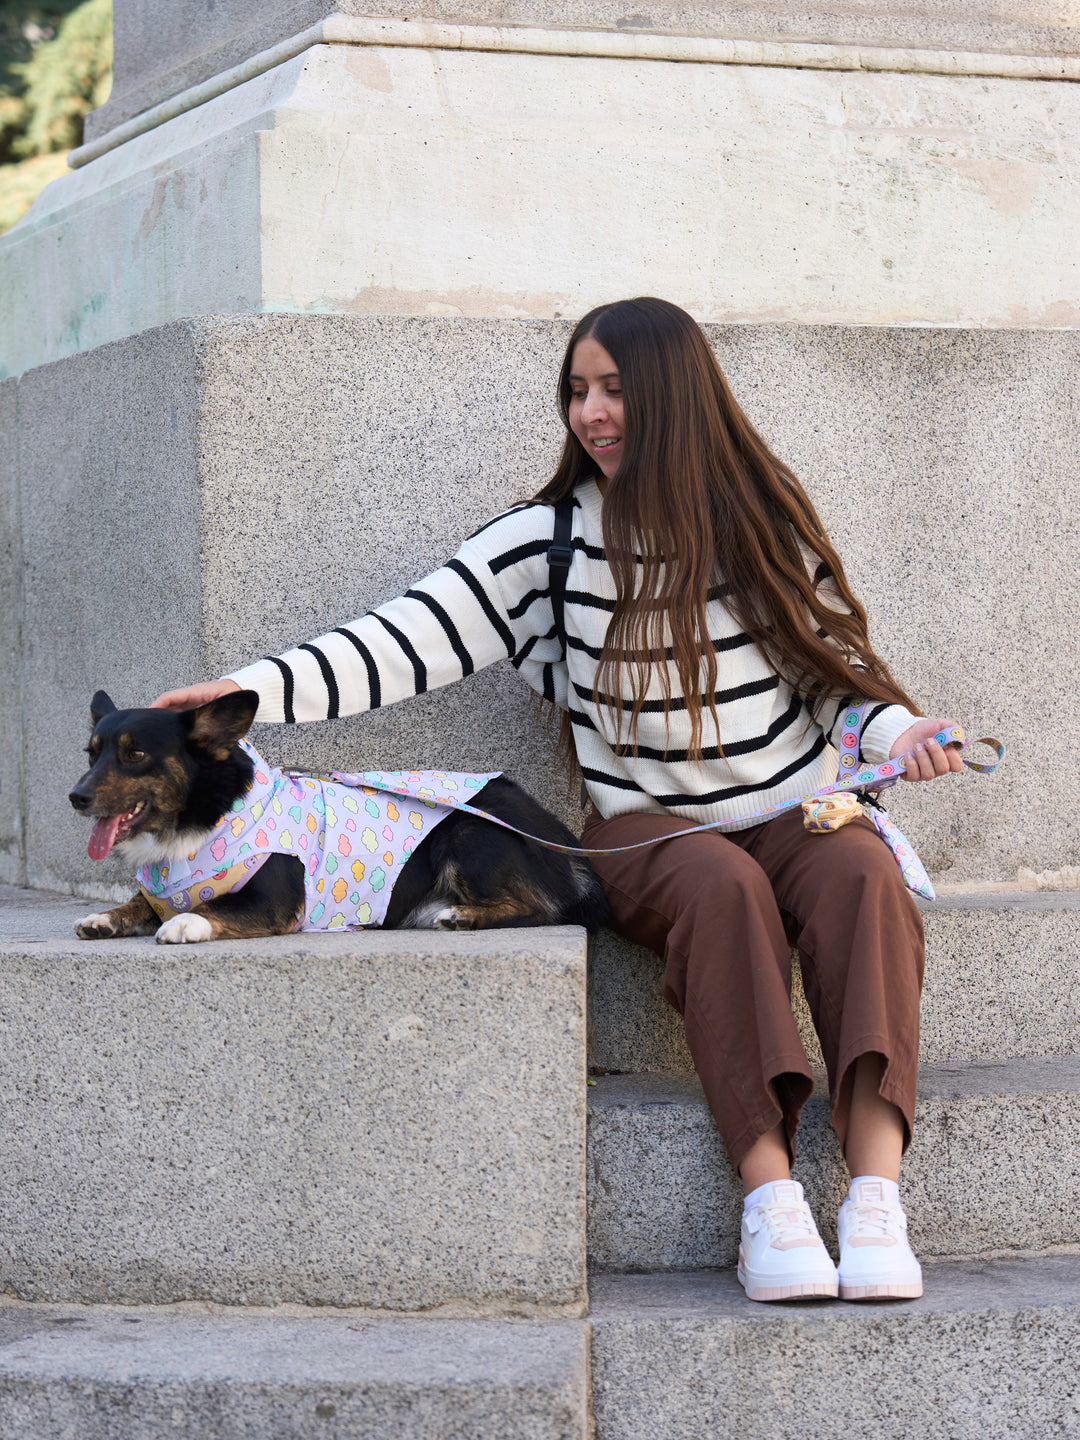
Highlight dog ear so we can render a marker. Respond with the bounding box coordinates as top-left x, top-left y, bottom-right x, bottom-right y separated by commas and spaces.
184, 690, 260, 761
90, 691, 116, 725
